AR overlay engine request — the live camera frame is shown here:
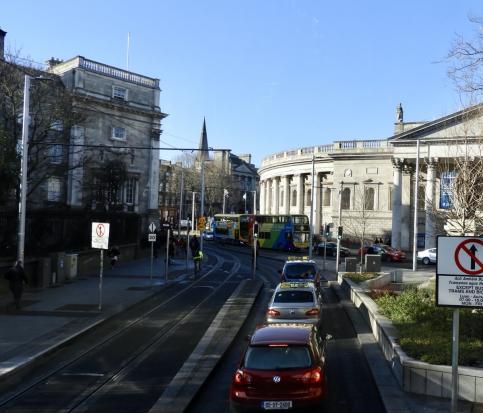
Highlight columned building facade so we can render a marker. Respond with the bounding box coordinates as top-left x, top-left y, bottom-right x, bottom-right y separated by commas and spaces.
258, 105, 483, 251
